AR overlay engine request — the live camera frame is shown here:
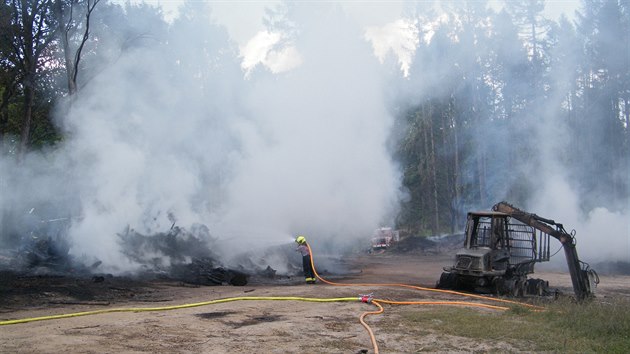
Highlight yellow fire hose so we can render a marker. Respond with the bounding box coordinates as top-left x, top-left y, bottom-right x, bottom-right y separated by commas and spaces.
0, 296, 364, 326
